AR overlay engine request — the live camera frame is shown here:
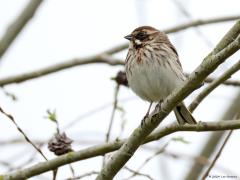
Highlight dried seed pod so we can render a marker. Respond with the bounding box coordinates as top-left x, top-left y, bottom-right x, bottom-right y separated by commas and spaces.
114, 71, 128, 87
48, 132, 73, 155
